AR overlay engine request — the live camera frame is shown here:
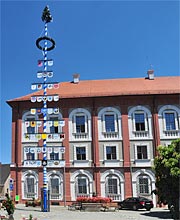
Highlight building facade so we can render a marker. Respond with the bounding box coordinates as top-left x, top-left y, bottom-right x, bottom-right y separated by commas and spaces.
7, 73, 180, 206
